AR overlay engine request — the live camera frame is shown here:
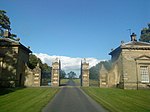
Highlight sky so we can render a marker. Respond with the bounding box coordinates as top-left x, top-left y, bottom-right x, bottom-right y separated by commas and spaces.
0, 0, 150, 75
